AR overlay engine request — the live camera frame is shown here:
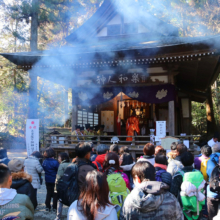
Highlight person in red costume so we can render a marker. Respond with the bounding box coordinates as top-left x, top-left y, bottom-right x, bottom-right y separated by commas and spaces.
126, 111, 140, 142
